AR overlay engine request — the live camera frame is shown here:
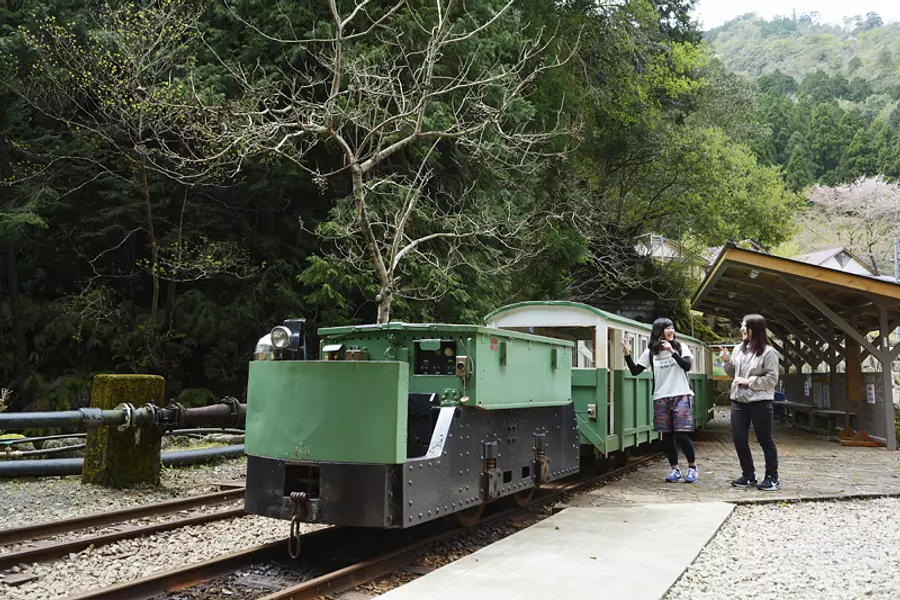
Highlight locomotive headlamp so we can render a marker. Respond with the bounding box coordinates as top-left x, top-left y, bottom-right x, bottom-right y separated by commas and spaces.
271, 326, 292, 349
